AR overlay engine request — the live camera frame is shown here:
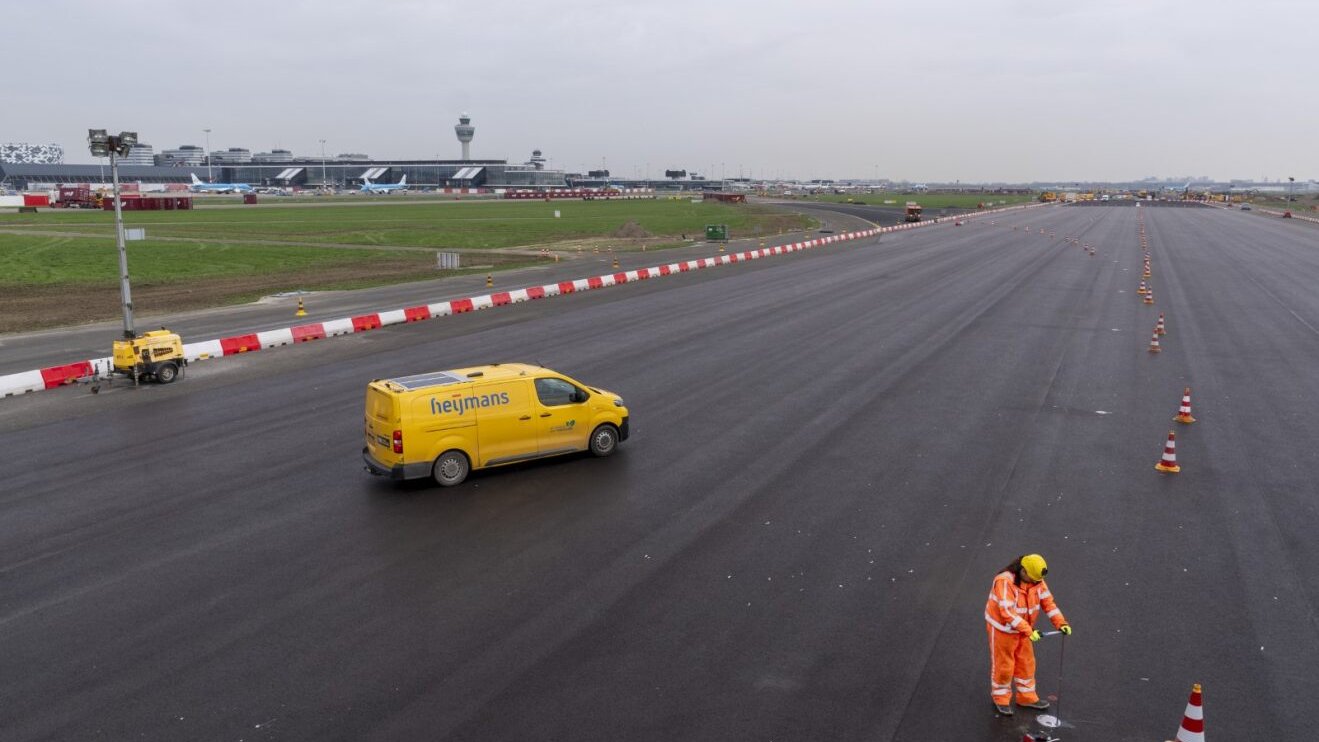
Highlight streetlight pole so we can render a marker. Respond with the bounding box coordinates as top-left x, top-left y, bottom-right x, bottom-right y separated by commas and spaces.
89, 129, 137, 339
319, 139, 327, 189
110, 146, 133, 338
203, 128, 212, 183
1288, 176, 1295, 202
